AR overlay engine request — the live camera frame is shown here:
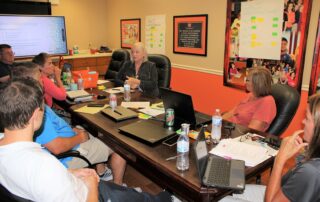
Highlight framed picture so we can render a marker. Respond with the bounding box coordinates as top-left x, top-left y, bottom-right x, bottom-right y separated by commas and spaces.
120, 18, 141, 49
173, 14, 208, 56
308, 14, 320, 95
223, 0, 312, 92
